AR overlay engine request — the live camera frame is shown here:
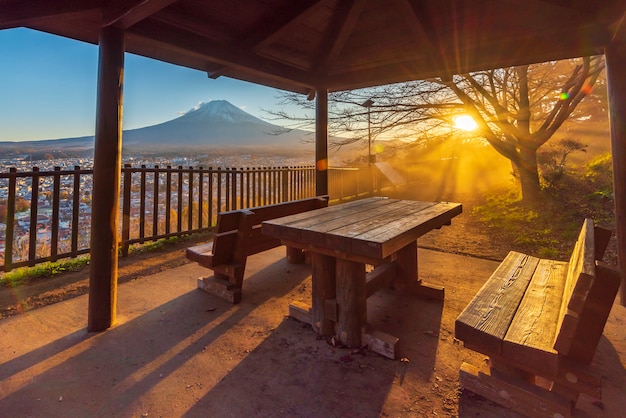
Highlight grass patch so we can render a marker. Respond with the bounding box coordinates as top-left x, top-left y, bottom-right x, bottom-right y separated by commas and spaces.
472, 158, 615, 260
1, 256, 90, 288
